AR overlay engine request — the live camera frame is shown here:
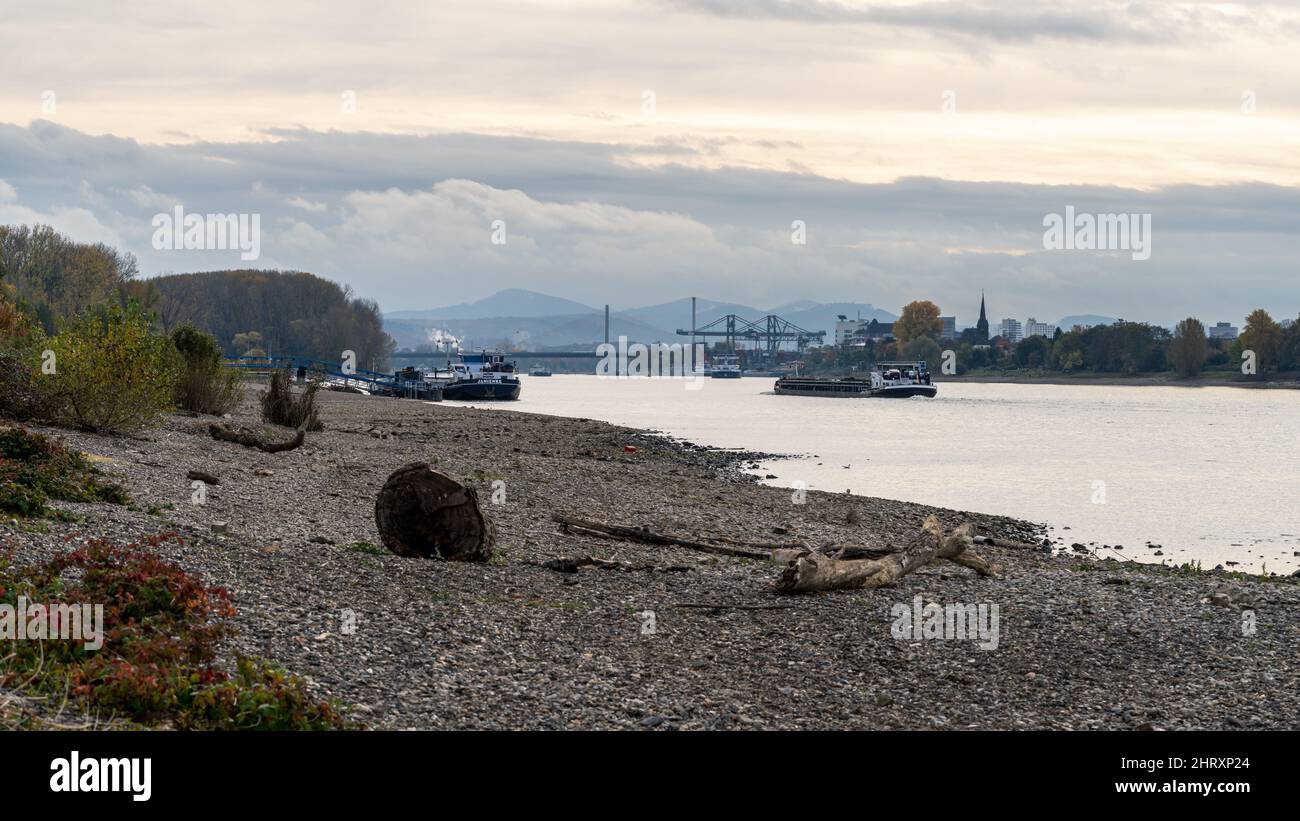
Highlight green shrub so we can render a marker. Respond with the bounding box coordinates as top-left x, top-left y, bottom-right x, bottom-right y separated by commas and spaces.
0, 535, 350, 729
45, 302, 177, 433
171, 324, 244, 414
181, 657, 349, 730
261, 367, 323, 430
0, 304, 58, 422
0, 425, 129, 517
